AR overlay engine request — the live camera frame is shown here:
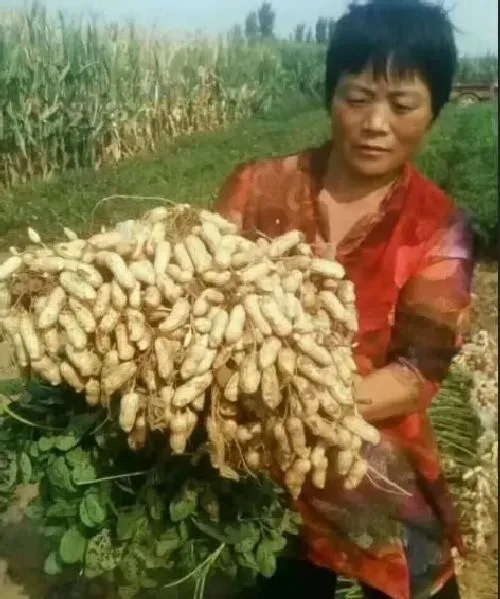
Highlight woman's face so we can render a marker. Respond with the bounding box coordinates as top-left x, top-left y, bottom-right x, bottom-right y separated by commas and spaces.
330, 66, 434, 179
